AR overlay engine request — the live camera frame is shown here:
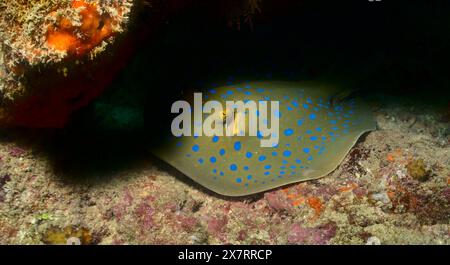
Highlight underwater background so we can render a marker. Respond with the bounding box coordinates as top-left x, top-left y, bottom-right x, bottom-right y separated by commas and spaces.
0, 0, 449, 244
